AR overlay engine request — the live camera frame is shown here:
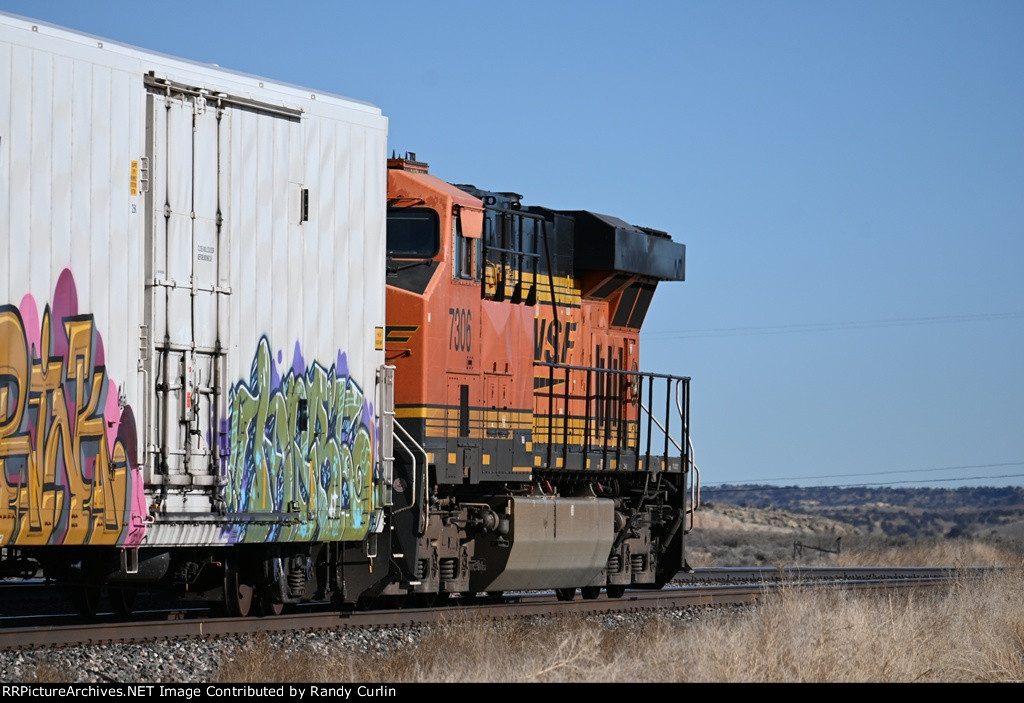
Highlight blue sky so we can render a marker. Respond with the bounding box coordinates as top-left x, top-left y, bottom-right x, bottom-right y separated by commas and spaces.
4, 1, 1022, 489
